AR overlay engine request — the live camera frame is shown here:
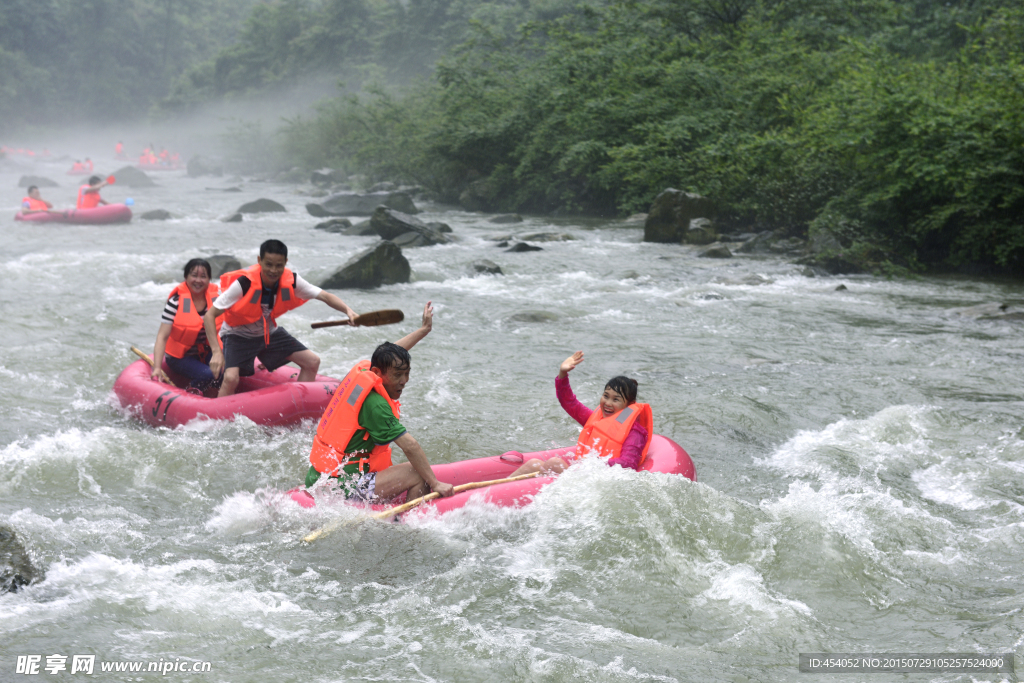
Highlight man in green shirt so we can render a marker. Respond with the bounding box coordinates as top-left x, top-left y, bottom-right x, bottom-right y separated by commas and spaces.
305, 302, 455, 502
